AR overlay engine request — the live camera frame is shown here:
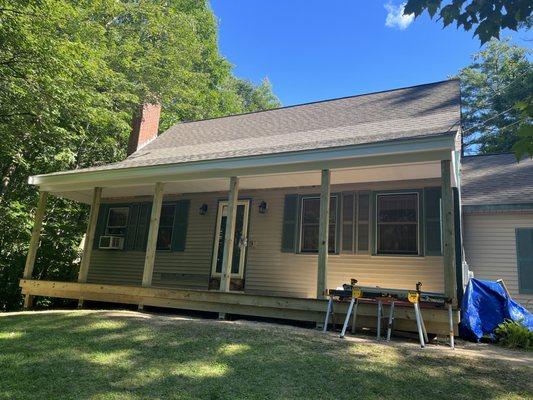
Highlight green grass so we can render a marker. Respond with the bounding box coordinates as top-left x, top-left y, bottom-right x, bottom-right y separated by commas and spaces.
0, 310, 531, 400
